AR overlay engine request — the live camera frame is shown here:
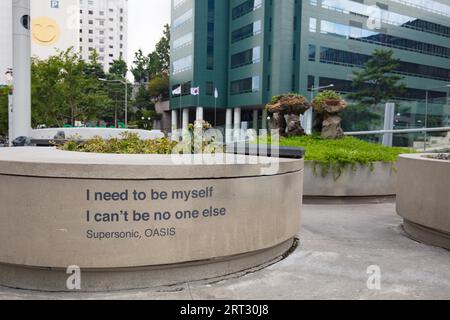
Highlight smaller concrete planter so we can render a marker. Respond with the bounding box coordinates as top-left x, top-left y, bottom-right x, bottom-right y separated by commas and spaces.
397, 154, 450, 250
304, 161, 397, 197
